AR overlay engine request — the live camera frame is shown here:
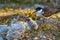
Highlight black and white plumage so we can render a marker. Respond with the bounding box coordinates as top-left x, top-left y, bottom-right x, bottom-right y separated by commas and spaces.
35, 7, 44, 16
33, 4, 48, 17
